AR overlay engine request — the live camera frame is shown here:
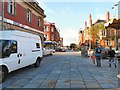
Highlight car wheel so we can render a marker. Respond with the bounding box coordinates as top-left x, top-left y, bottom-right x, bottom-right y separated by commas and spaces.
0, 67, 8, 83
34, 58, 41, 68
